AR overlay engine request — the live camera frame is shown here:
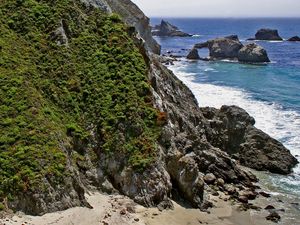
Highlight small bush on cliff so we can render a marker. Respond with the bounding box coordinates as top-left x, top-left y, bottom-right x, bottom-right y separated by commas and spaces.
0, 0, 161, 205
